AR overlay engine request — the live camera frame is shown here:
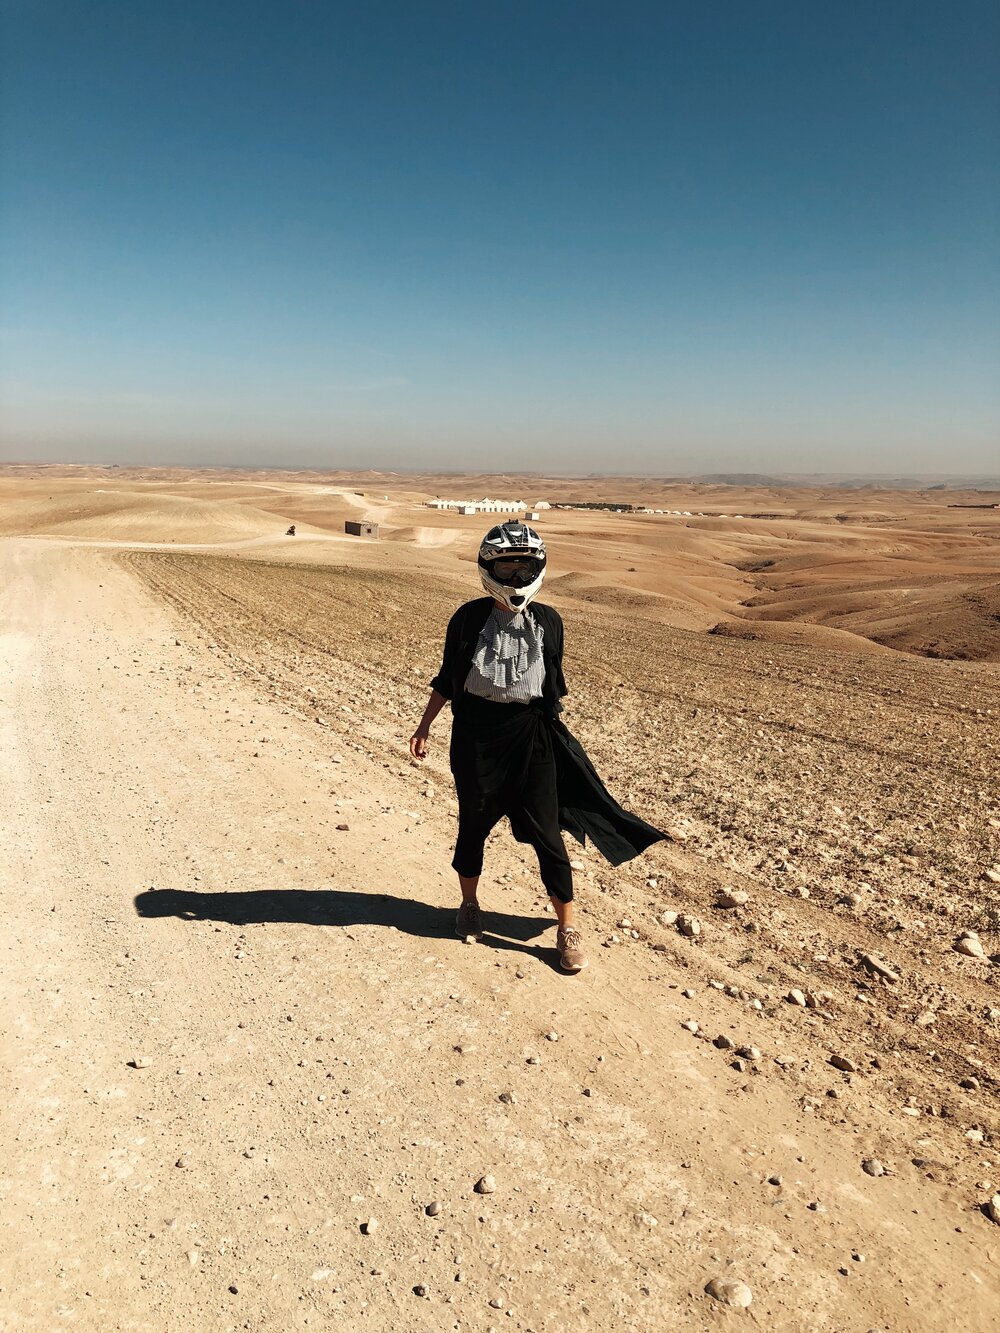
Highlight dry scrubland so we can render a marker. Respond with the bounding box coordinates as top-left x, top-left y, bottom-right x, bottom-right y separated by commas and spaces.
1, 465, 999, 1332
